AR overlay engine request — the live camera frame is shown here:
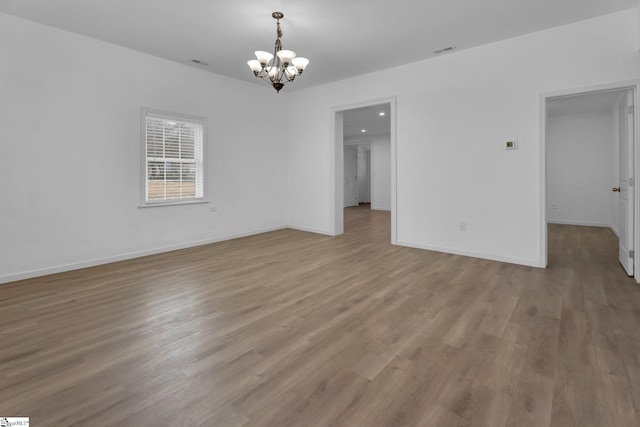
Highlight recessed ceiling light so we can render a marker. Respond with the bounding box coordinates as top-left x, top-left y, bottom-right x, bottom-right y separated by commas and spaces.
361, 129, 366, 133
379, 112, 385, 116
